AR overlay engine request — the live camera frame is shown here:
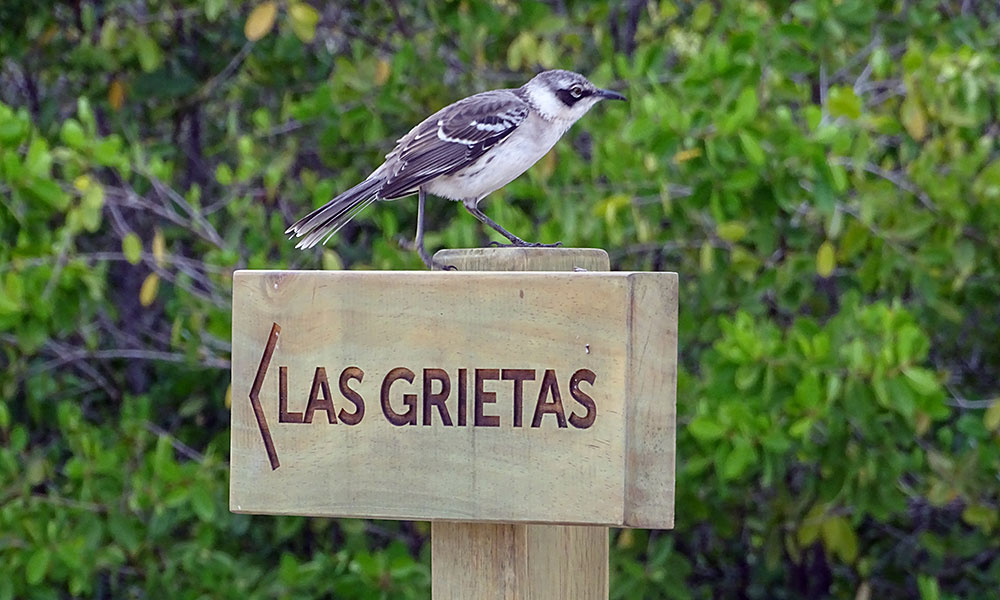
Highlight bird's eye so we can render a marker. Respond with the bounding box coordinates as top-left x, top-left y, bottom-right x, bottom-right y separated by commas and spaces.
570, 85, 583, 98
